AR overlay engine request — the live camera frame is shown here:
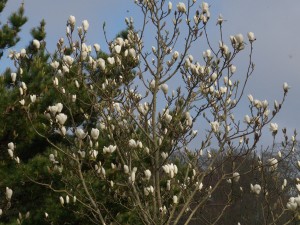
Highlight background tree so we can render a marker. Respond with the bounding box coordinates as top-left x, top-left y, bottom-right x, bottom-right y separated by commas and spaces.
0, 0, 27, 59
